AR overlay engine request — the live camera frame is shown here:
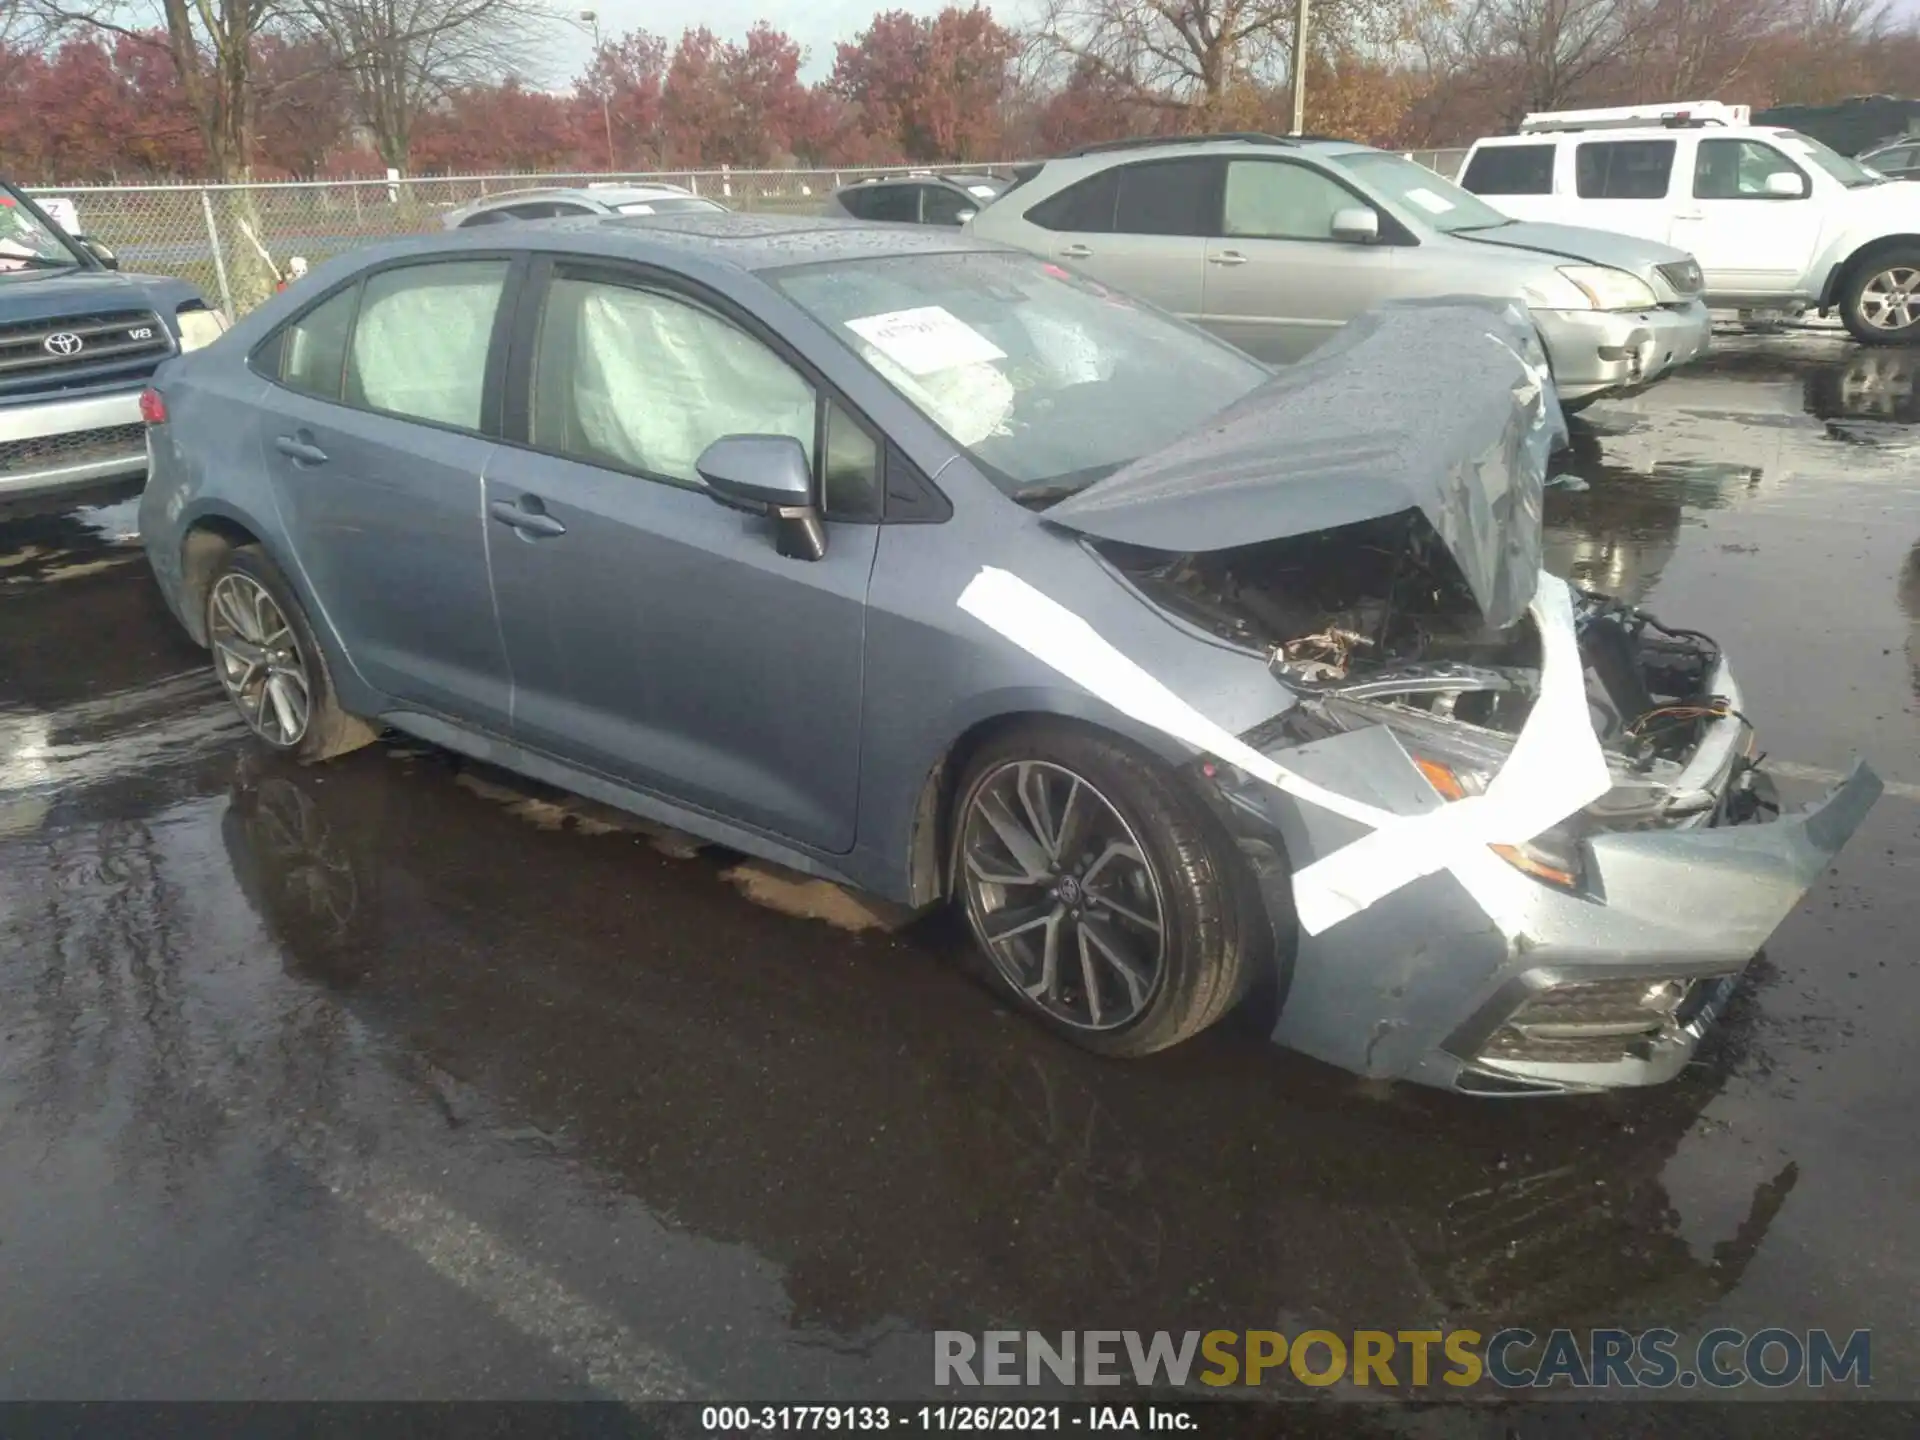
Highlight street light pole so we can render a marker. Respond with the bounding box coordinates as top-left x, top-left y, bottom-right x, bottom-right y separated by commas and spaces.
1290, 0, 1310, 136
580, 8, 615, 171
